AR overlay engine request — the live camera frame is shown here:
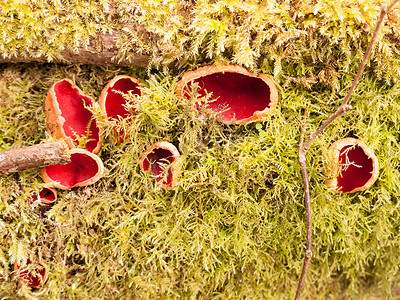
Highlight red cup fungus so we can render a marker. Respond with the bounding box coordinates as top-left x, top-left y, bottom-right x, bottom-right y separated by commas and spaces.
14, 259, 48, 288
139, 141, 183, 190
326, 137, 379, 193
45, 79, 103, 154
99, 75, 142, 126
176, 65, 279, 125
29, 187, 57, 204
41, 148, 104, 190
